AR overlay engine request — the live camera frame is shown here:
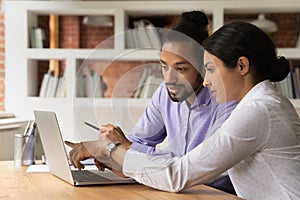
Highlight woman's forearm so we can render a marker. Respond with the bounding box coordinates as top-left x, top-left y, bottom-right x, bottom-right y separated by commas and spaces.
110, 143, 130, 167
